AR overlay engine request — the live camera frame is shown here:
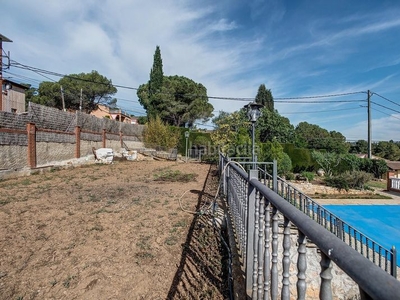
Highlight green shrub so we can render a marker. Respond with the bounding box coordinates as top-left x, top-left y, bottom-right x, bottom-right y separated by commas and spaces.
301, 171, 315, 182
282, 144, 316, 173
324, 171, 373, 191
324, 175, 350, 192
285, 172, 295, 180
201, 154, 218, 164
143, 116, 180, 149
